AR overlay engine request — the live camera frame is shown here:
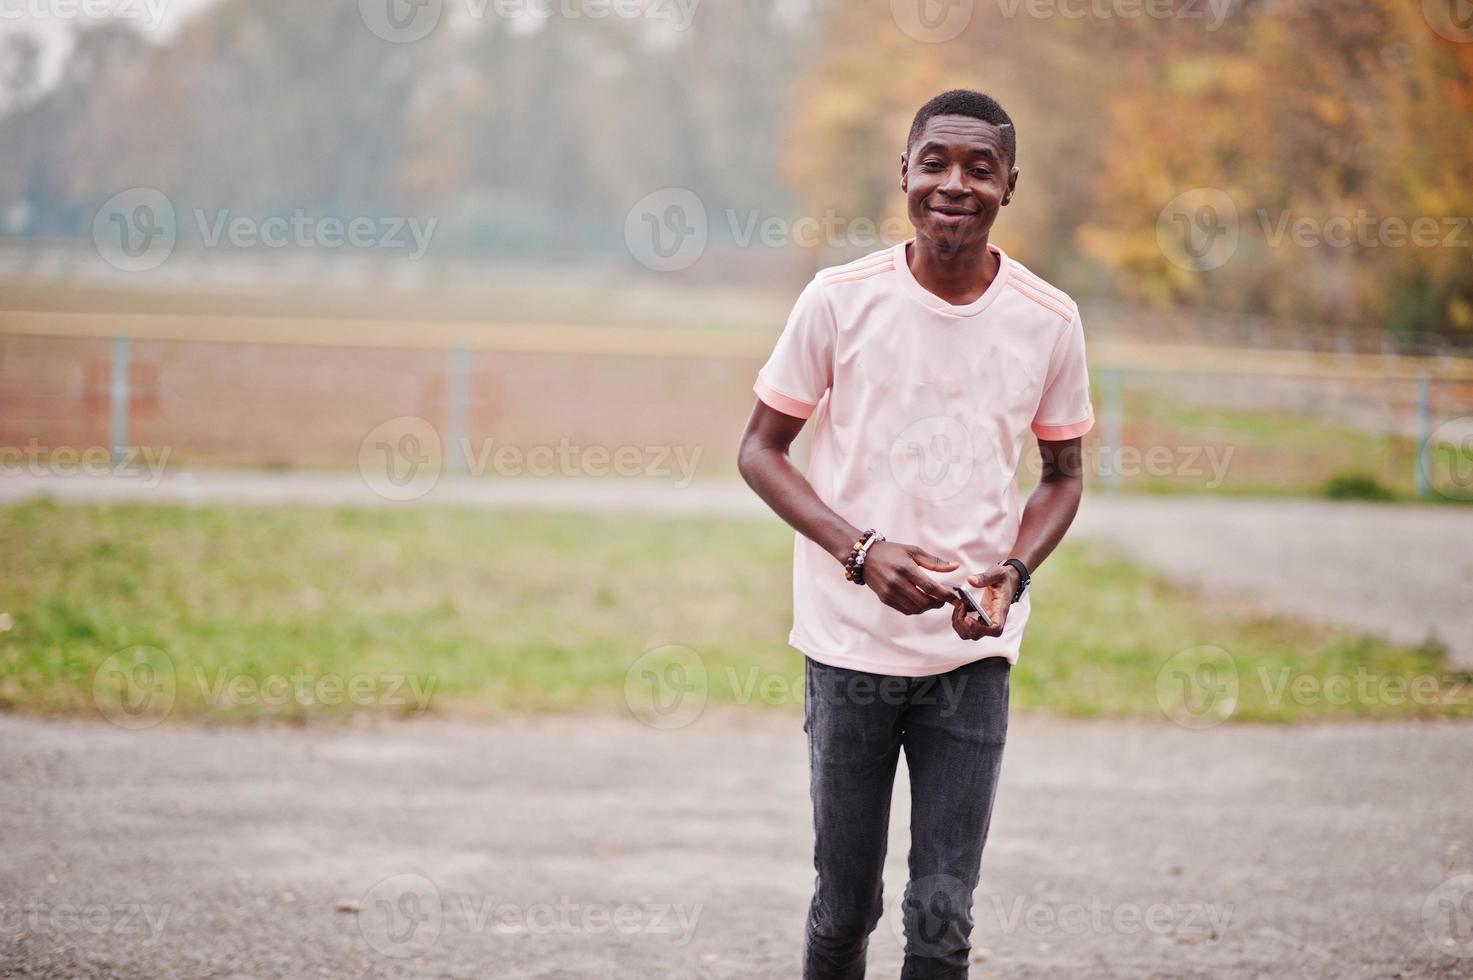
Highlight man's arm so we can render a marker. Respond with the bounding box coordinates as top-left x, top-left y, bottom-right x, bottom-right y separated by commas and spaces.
736, 400, 957, 616
952, 436, 1085, 640
1010, 436, 1086, 573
